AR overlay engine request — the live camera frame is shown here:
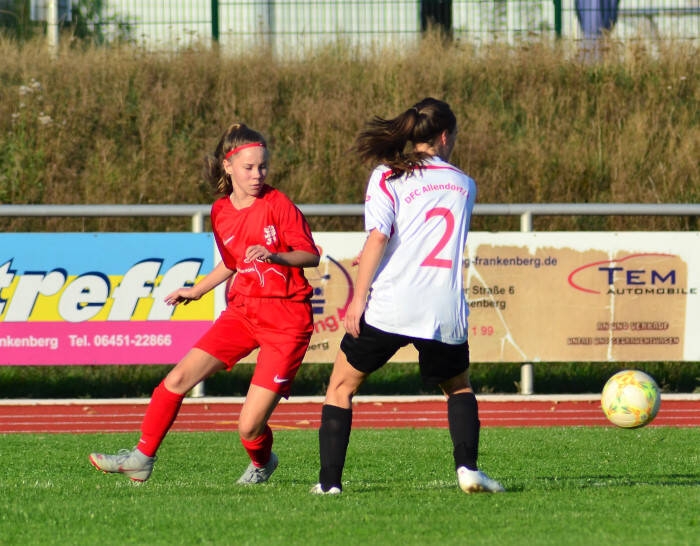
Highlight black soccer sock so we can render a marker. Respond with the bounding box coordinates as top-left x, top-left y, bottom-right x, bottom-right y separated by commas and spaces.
318, 404, 352, 491
447, 392, 480, 471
